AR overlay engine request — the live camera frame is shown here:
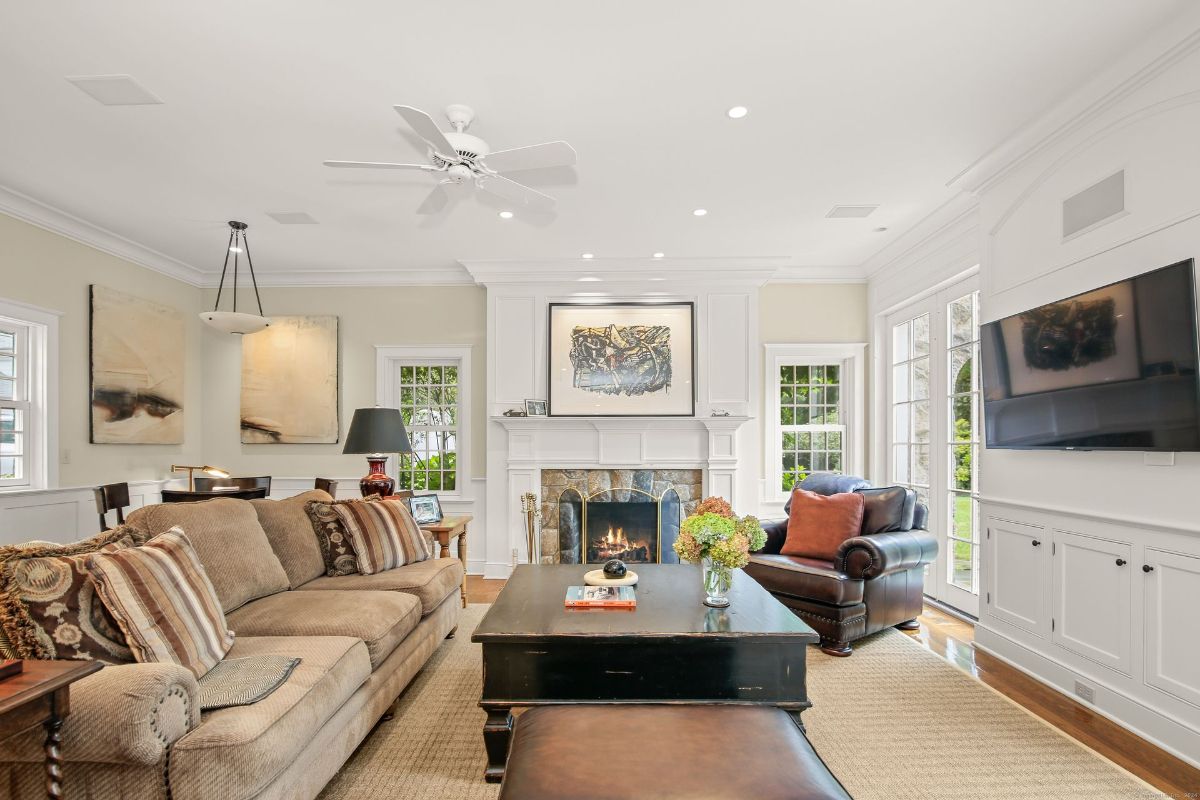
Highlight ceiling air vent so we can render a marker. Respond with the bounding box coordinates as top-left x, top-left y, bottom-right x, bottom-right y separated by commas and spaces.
826, 205, 879, 219
1063, 171, 1124, 239
66, 75, 162, 106
266, 212, 319, 225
